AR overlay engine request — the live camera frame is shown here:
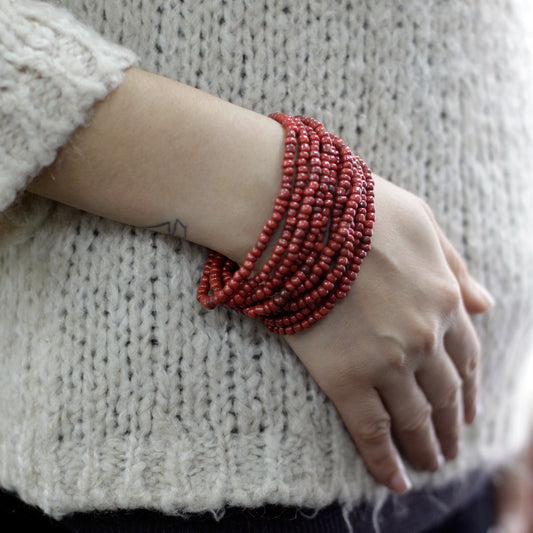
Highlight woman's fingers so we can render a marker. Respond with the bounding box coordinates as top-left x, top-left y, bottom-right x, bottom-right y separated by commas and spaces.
334, 386, 412, 494
377, 371, 443, 472
443, 302, 482, 424
416, 350, 464, 460
420, 201, 484, 424
286, 187, 492, 494
420, 201, 495, 313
